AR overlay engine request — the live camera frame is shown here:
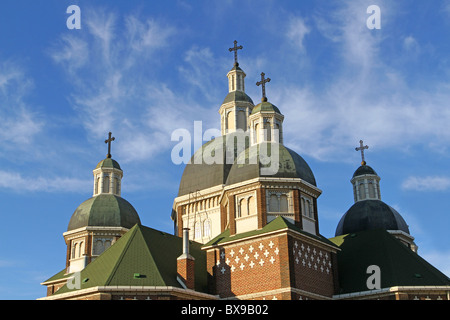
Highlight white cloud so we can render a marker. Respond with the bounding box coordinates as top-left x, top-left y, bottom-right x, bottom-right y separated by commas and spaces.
0, 170, 91, 193
402, 176, 450, 192
0, 61, 43, 147
286, 16, 310, 52
49, 8, 182, 164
